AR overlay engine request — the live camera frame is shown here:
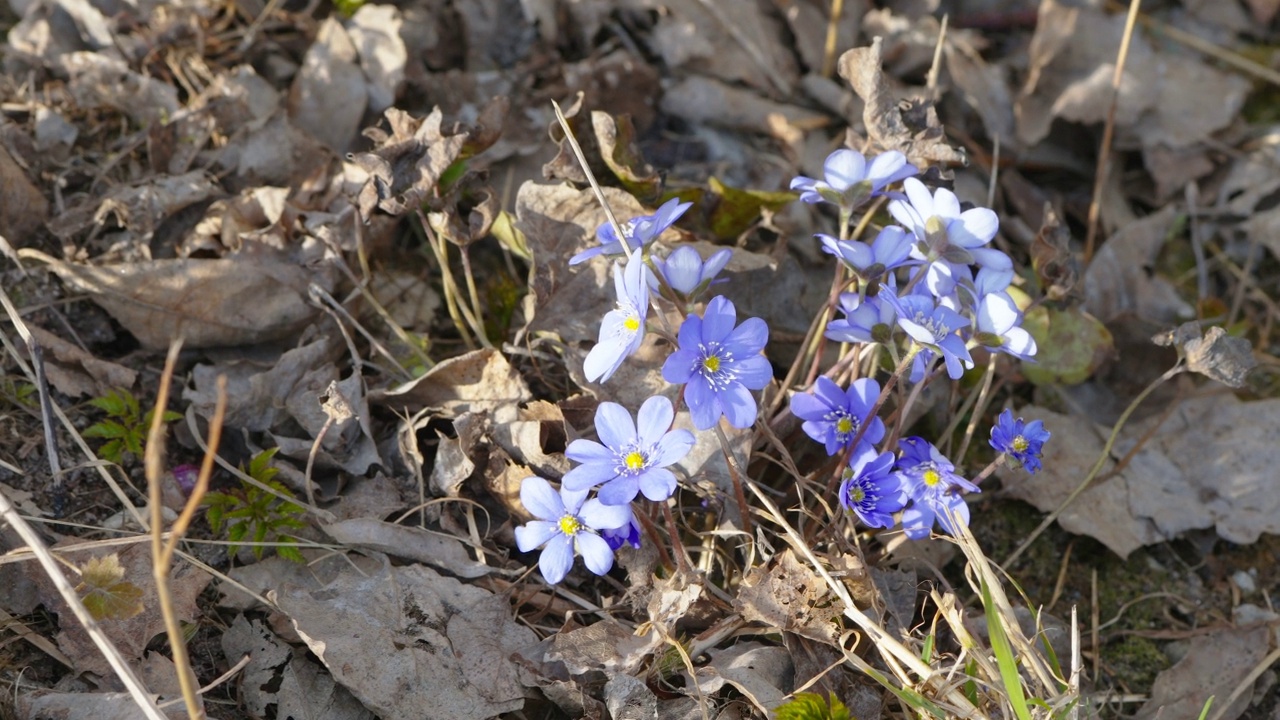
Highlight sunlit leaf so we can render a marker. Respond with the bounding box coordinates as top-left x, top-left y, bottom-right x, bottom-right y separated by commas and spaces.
76, 554, 144, 621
